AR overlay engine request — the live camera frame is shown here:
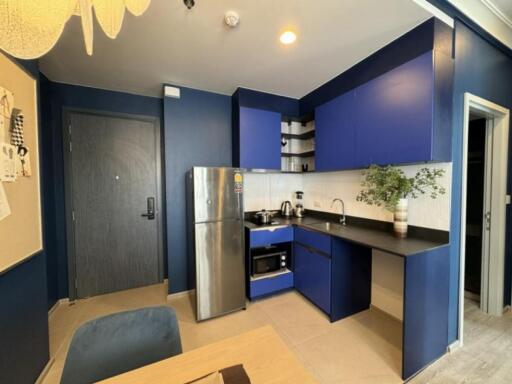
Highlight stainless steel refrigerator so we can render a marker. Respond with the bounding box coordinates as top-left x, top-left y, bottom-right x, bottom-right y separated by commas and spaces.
187, 167, 246, 321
